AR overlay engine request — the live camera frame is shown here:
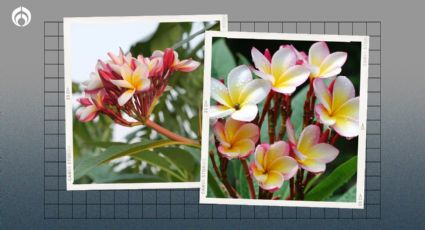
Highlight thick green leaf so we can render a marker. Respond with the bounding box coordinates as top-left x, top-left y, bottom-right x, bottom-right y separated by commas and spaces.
132, 149, 187, 181
149, 147, 198, 175
238, 163, 250, 198
207, 171, 226, 198
236, 53, 251, 65
327, 185, 357, 202
211, 38, 236, 78
305, 156, 358, 201
129, 23, 192, 56
88, 165, 166, 183
74, 139, 183, 180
